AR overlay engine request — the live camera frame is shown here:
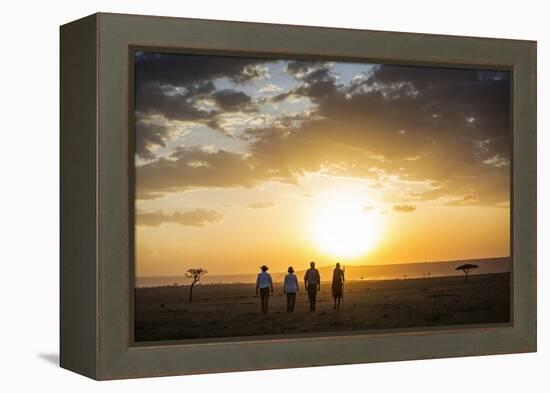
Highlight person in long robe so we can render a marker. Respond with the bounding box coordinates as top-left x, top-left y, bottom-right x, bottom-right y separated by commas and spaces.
331, 263, 345, 309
